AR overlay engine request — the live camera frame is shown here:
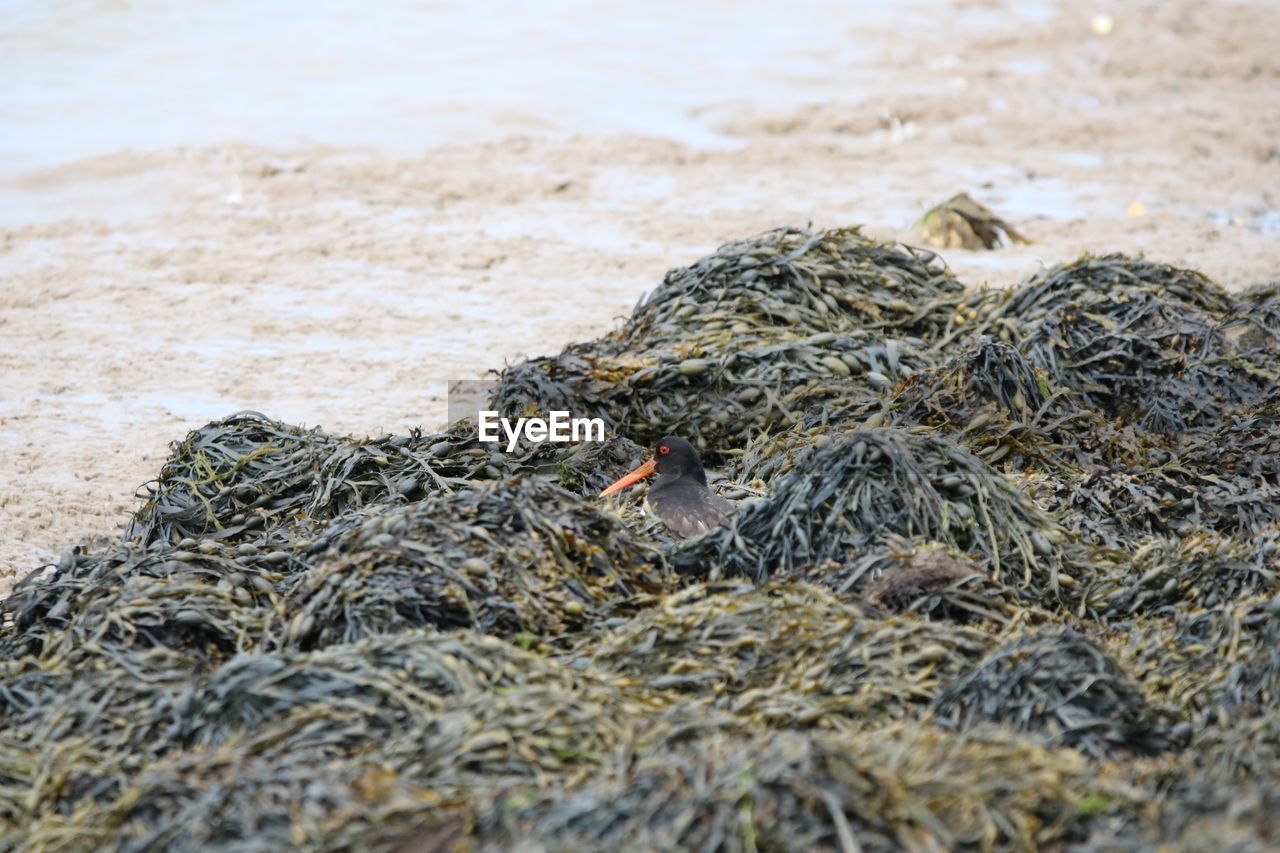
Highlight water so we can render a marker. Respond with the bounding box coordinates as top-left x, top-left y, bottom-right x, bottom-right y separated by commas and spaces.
0, 0, 1066, 183
1, 0, 891, 181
